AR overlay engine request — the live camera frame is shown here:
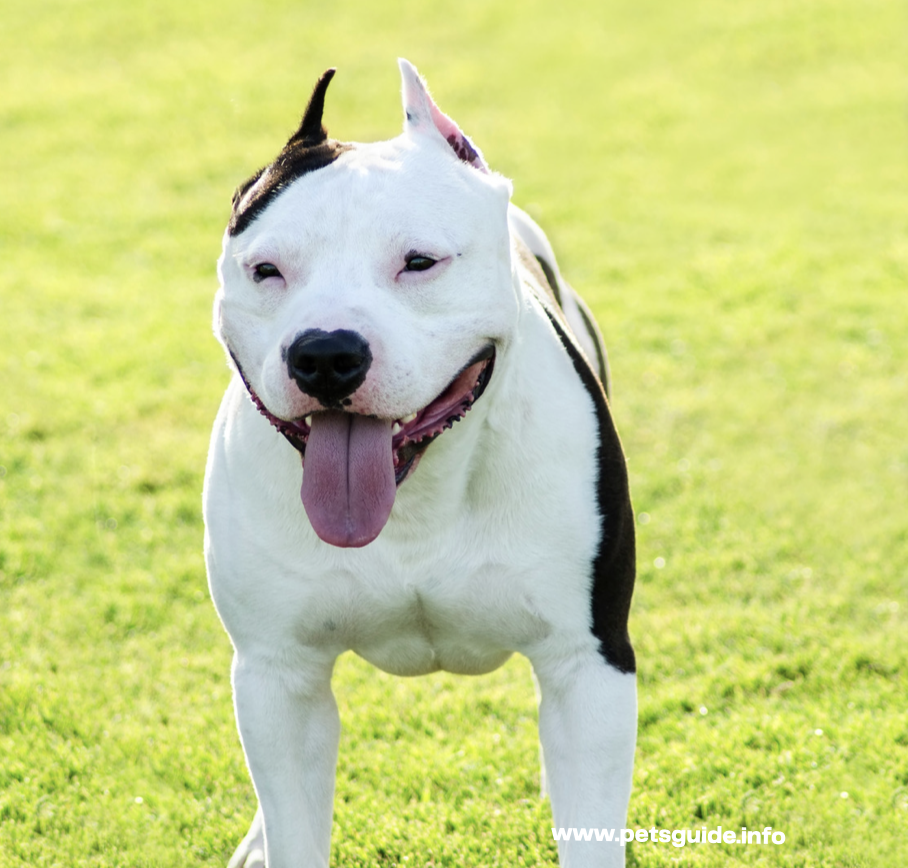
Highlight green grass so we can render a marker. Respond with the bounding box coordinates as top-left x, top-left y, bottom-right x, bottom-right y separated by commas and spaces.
1, 0, 906, 865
